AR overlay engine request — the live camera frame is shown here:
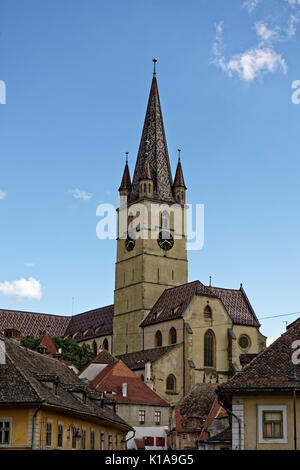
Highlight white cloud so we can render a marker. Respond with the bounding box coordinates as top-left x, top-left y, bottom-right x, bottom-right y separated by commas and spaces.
25, 263, 35, 268
0, 190, 7, 200
225, 47, 286, 81
255, 22, 278, 42
242, 0, 261, 13
0, 277, 42, 300
212, 21, 287, 81
286, 13, 300, 37
70, 189, 92, 201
